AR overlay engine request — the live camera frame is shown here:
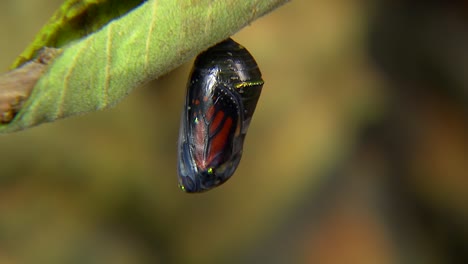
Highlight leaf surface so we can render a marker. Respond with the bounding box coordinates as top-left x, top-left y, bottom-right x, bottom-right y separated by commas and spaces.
0, 0, 288, 133
12, 0, 146, 68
